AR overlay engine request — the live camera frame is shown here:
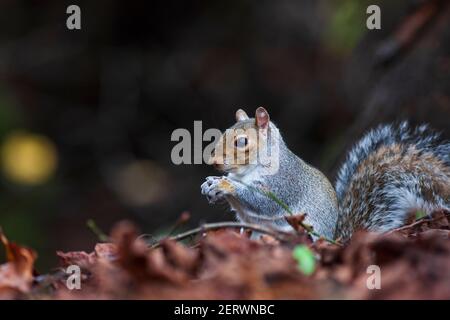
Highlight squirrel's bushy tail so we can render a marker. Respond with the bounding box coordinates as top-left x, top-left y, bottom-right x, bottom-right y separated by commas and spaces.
335, 122, 450, 240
